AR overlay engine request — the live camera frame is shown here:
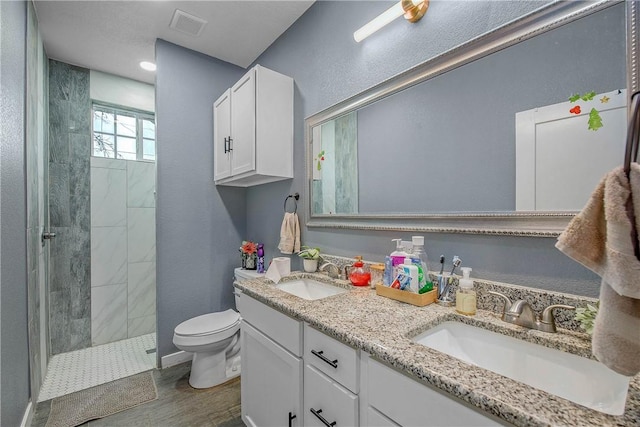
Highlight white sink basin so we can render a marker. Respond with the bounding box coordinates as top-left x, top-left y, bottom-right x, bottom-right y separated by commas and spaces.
412, 321, 630, 415
275, 279, 348, 301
